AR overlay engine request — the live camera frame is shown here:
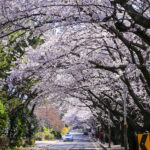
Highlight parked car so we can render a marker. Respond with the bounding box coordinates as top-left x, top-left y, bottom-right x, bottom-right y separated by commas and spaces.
83, 131, 88, 135
62, 133, 73, 142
